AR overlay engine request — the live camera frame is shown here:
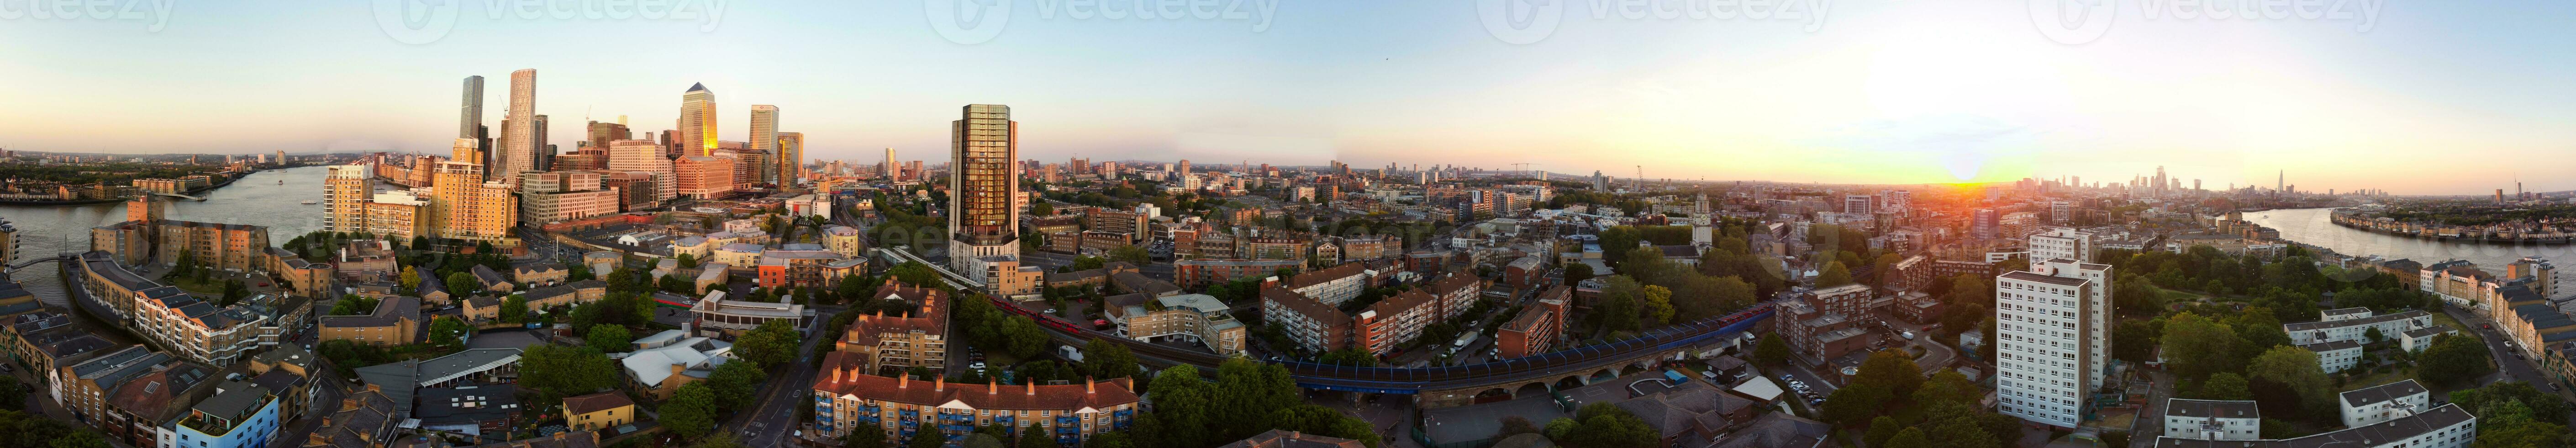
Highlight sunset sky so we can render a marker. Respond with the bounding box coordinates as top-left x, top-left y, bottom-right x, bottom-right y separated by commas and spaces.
3, 1, 2572, 195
